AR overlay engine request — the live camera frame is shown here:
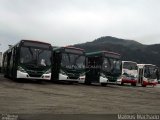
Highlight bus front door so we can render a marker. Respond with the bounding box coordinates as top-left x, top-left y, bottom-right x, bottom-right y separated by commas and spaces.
138, 68, 143, 84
